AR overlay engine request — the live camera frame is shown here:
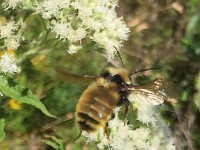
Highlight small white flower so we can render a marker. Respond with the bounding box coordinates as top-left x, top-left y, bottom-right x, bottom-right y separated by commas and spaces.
150, 128, 176, 150
51, 21, 86, 42
36, 0, 71, 19
109, 118, 151, 150
0, 91, 3, 96
5, 36, 21, 50
51, 22, 69, 39
0, 21, 18, 39
92, 32, 121, 61
151, 114, 176, 149
3, 0, 23, 9
166, 139, 176, 150
72, 2, 92, 19
0, 52, 17, 74
82, 129, 104, 143
105, 45, 120, 61
67, 27, 87, 42
114, 17, 130, 41
136, 103, 157, 125
67, 45, 82, 54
